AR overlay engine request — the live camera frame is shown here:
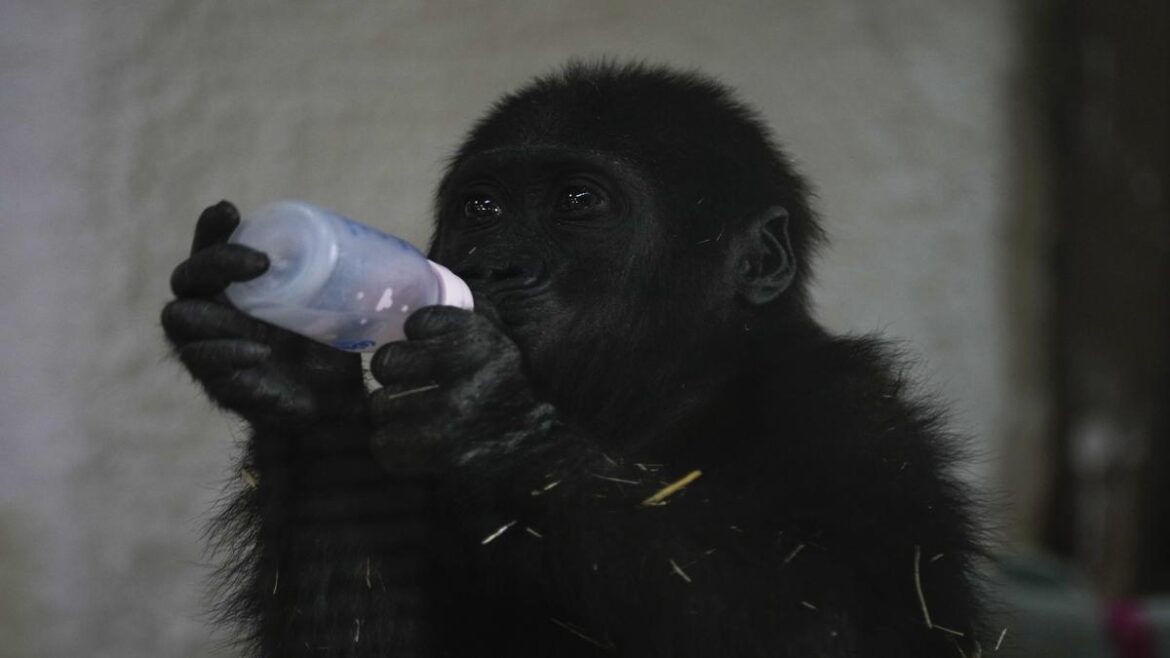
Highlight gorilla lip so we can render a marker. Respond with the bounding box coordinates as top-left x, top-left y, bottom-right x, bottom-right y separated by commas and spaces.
466, 278, 551, 321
